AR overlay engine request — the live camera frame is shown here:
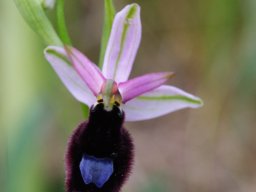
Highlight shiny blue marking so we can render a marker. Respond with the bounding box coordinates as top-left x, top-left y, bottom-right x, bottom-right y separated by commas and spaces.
79, 154, 113, 188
